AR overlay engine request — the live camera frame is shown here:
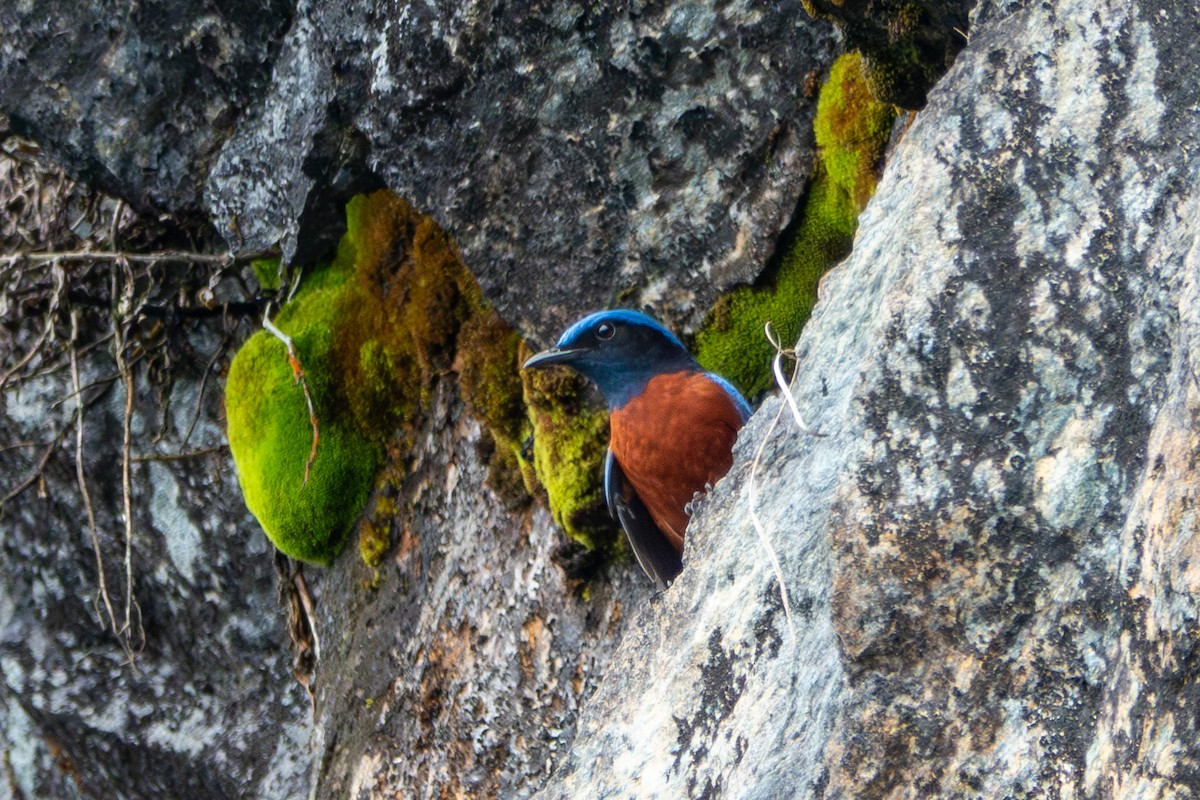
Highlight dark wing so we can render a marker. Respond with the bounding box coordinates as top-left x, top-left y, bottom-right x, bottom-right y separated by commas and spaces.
604, 449, 682, 590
